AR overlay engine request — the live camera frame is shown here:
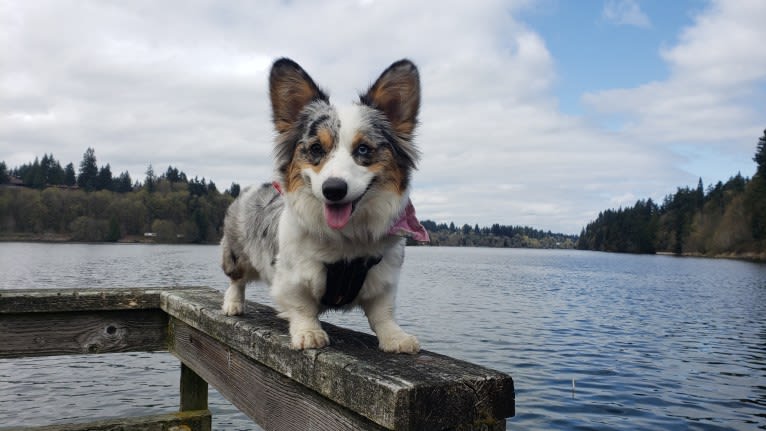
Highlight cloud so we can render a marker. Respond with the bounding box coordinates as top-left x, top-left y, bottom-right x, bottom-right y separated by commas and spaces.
602, 0, 652, 28
0, 0, 764, 235
585, 0, 766, 152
